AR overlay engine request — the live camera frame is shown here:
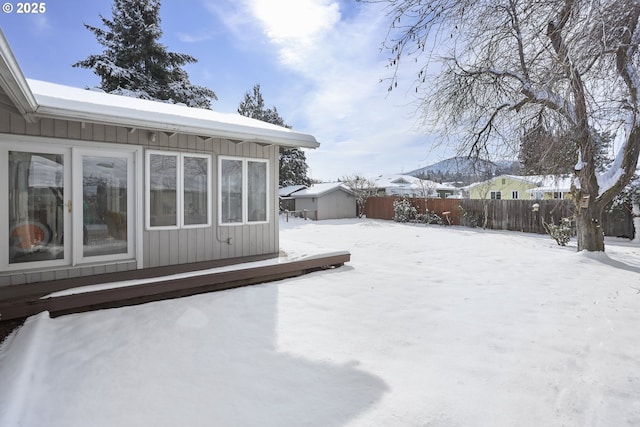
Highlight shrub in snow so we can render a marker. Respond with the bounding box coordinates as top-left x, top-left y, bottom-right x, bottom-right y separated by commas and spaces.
458, 206, 484, 228
393, 197, 417, 223
543, 217, 573, 246
416, 212, 444, 225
